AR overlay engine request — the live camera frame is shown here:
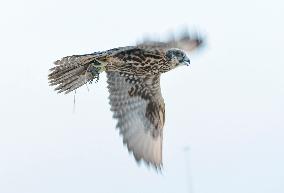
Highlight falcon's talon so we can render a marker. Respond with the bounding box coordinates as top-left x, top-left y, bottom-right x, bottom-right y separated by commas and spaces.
86, 63, 107, 84
93, 58, 108, 66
